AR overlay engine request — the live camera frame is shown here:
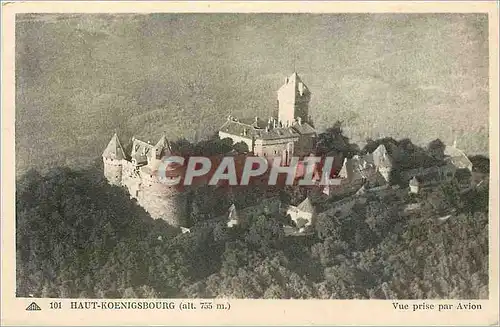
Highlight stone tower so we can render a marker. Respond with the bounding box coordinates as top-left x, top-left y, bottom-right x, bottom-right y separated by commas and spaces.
277, 72, 311, 127
102, 133, 126, 186
137, 135, 188, 227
